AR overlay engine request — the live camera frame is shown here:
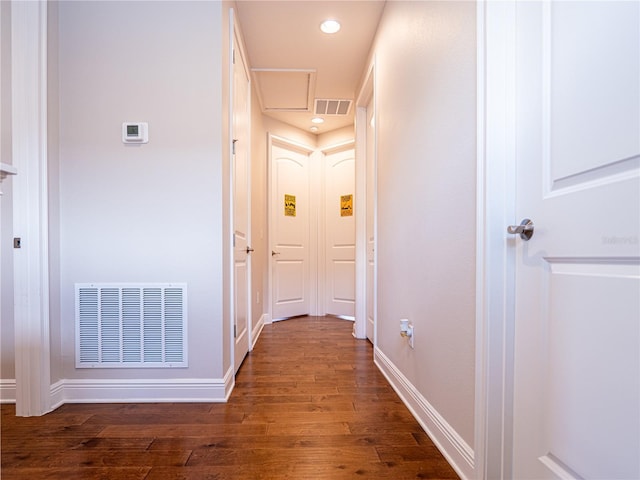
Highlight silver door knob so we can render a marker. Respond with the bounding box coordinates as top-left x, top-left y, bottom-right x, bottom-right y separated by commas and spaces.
507, 218, 534, 240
